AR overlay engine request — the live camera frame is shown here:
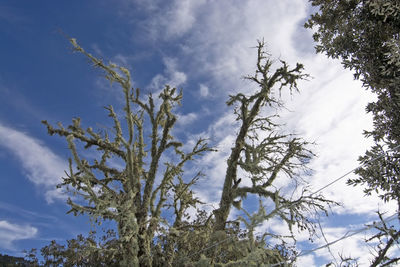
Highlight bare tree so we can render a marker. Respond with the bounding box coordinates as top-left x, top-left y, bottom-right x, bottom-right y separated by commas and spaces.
42, 39, 213, 266
39, 39, 334, 266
